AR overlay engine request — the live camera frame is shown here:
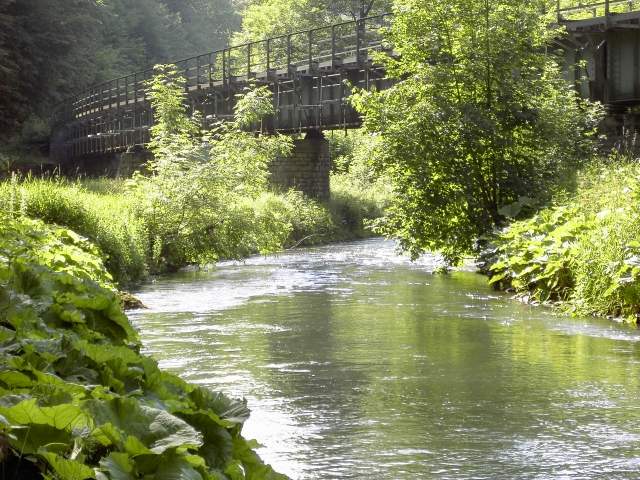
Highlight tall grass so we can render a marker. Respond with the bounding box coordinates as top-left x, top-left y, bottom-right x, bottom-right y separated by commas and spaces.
0, 176, 148, 284
0, 174, 388, 285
